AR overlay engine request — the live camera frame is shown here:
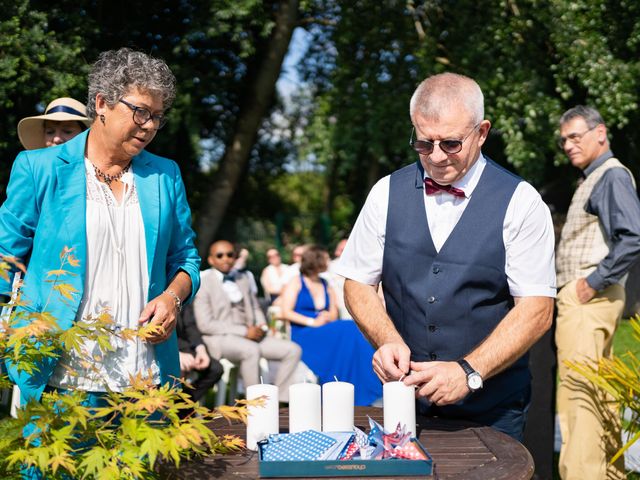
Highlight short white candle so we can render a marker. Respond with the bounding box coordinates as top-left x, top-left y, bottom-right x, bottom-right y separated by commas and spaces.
322, 380, 354, 432
383, 381, 416, 437
289, 383, 321, 433
246, 383, 279, 450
